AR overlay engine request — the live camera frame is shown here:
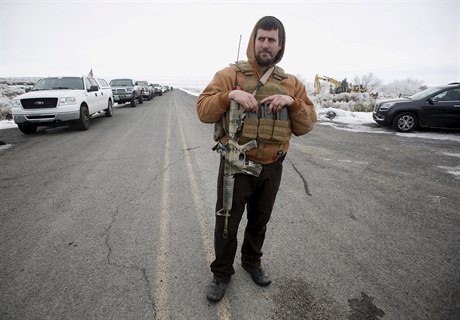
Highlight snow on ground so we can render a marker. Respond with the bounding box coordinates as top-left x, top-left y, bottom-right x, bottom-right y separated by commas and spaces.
0, 120, 17, 130
315, 107, 460, 143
